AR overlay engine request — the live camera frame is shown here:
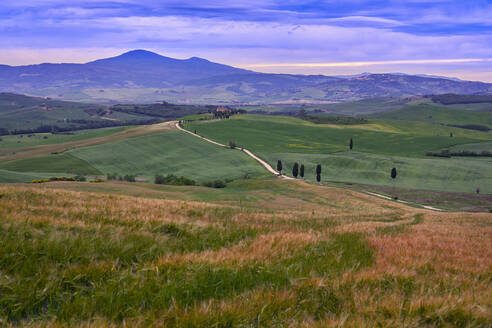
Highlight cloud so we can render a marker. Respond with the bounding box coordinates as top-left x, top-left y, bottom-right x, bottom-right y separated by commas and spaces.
246, 58, 492, 68
0, 0, 491, 81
